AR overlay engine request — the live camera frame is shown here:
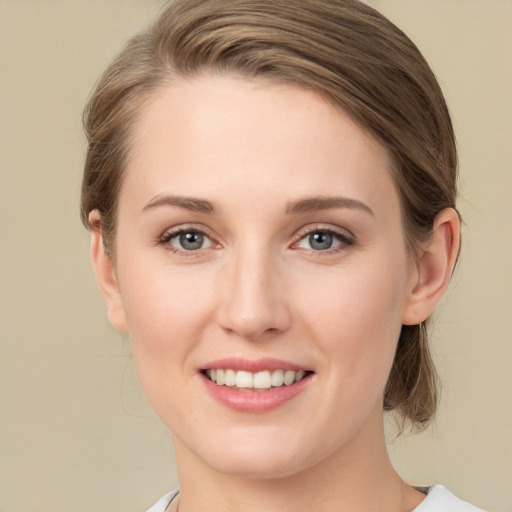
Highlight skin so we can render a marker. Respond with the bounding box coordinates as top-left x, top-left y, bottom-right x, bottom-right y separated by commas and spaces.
91, 75, 460, 512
